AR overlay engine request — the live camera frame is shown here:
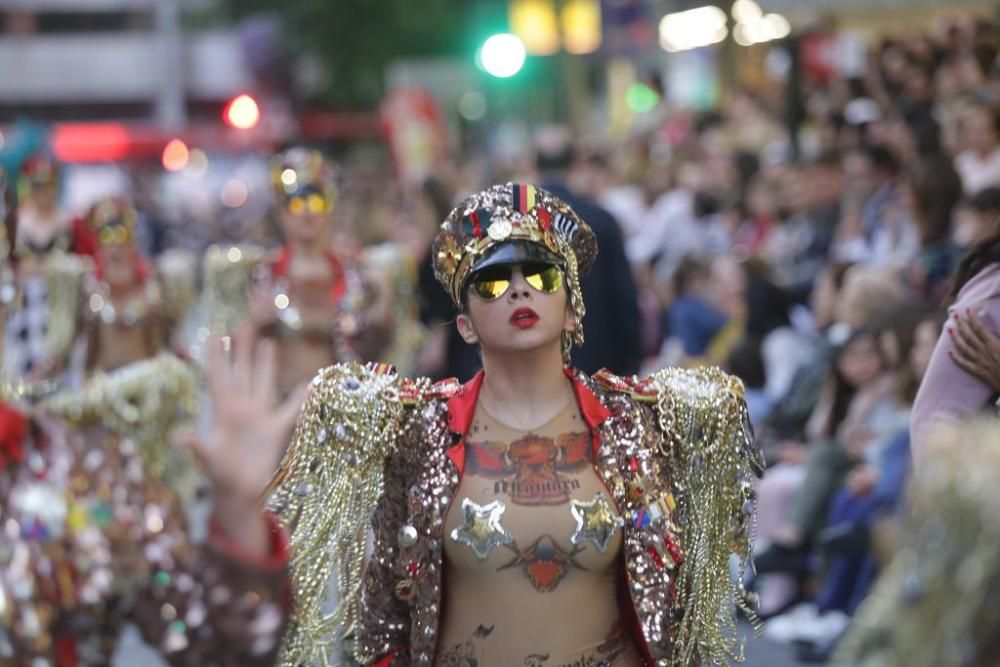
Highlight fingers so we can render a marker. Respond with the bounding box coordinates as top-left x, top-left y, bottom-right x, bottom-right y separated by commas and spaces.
274, 383, 309, 438
949, 317, 983, 359
949, 345, 988, 383
252, 338, 277, 406
205, 336, 230, 408
231, 325, 255, 390
965, 311, 998, 349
